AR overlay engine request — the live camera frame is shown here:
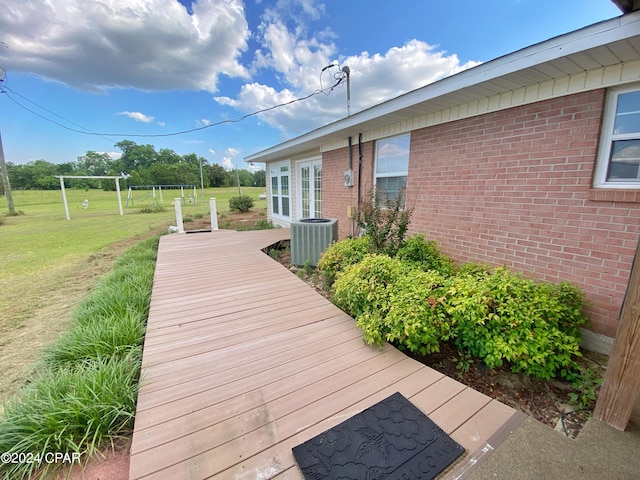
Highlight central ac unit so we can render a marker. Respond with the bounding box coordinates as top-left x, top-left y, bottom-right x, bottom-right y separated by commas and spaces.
291, 218, 338, 267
